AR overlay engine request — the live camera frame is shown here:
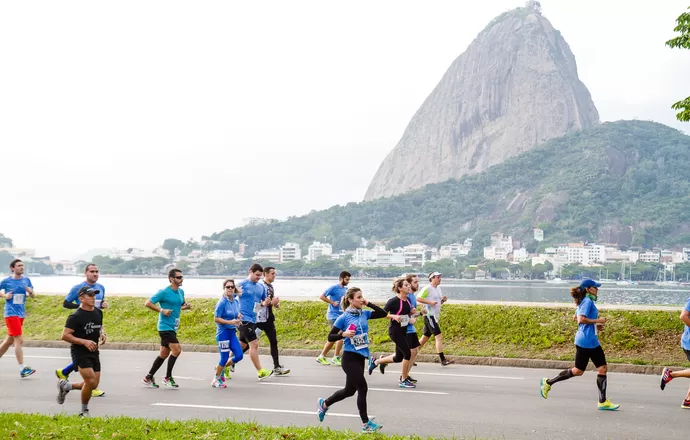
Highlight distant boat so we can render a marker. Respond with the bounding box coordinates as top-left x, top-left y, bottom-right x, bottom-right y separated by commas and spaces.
546, 277, 566, 284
